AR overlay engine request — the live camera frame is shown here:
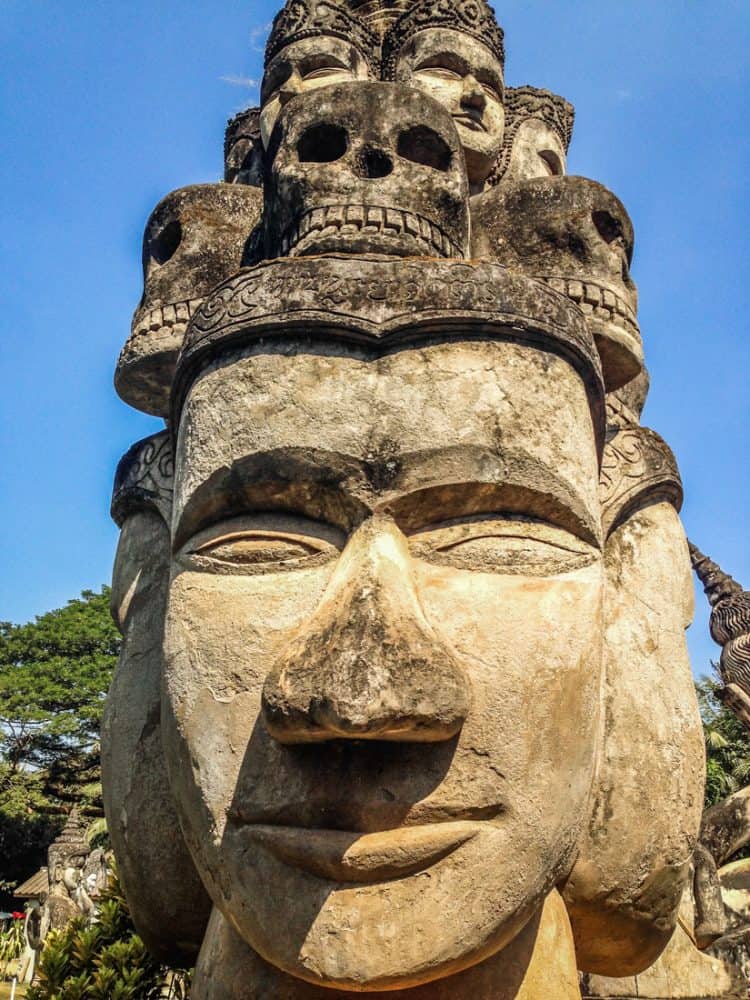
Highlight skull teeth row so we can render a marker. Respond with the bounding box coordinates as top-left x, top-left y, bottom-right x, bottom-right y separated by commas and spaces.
132, 298, 204, 340
286, 205, 461, 258
543, 277, 638, 332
